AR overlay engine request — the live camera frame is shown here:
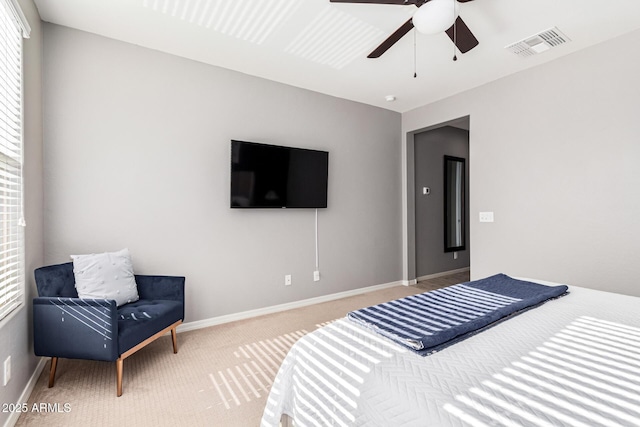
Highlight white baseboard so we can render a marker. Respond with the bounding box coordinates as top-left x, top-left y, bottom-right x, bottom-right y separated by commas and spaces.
12, 279, 407, 422
177, 279, 405, 333
416, 267, 470, 283
4, 357, 48, 427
